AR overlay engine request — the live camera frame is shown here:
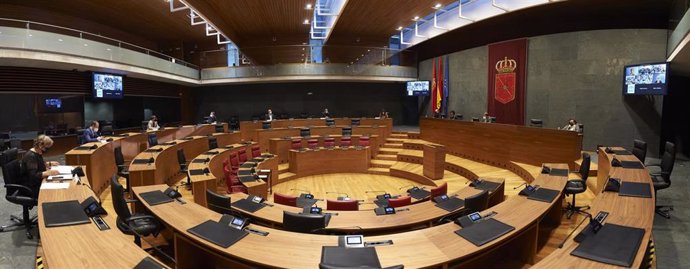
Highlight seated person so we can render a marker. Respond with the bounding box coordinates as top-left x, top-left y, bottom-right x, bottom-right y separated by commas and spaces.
322, 108, 330, 118
21, 135, 59, 198
147, 115, 160, 131
449, 110, 457, 120
83, 121, 103, 143
560, 119, 580, 132
266, 109, 274, 121
480, 112, 491, 123
208, 111, 217, 124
